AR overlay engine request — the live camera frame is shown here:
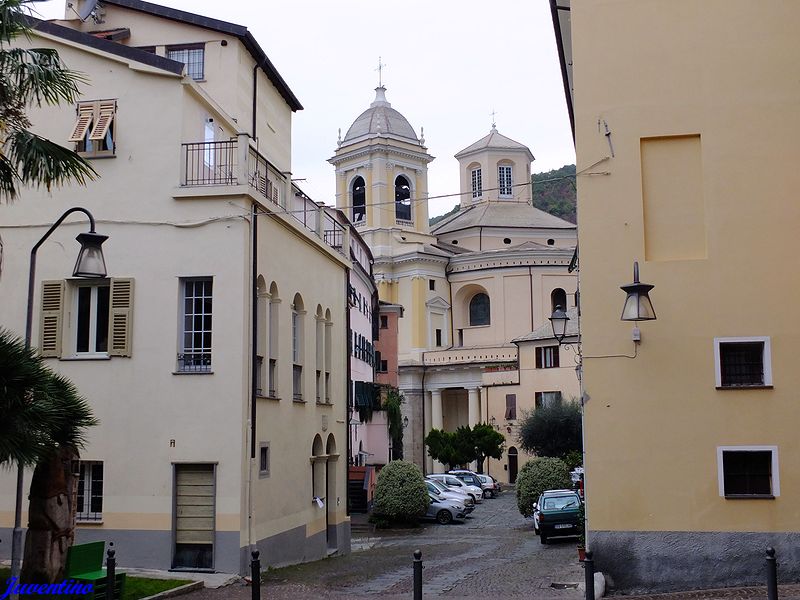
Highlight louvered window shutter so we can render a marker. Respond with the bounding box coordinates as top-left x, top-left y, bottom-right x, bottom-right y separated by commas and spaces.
39, 280, 65, 357
88, 101, 115, 141
109, 278, 134, 356
68, 104, 95, 142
